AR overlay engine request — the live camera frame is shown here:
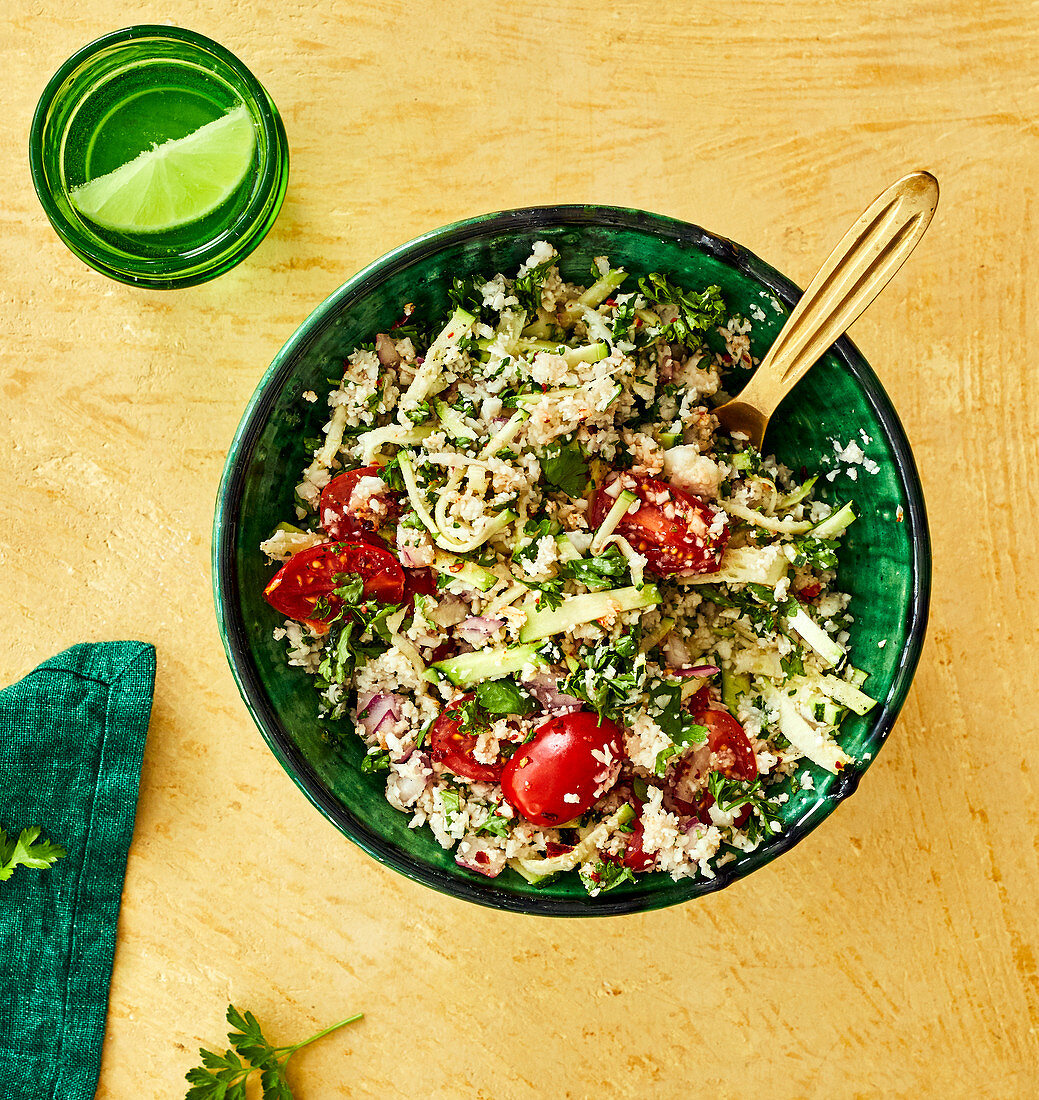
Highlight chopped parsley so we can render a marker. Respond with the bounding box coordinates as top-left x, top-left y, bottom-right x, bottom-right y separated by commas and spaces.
637, 273, 726, 347
562, 633, 646, 722
540, 438, 588, 498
